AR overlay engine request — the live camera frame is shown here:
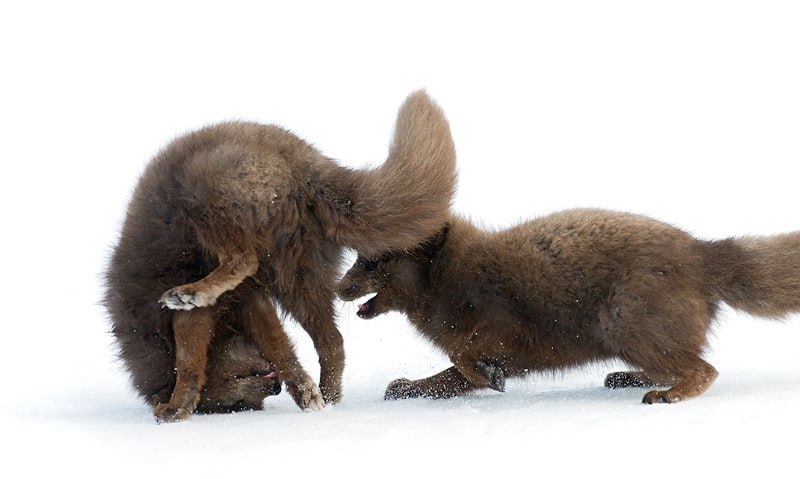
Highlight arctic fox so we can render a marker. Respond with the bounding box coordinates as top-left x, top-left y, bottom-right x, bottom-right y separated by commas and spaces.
338, 209, 800, 404
105, 91, 457, 421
